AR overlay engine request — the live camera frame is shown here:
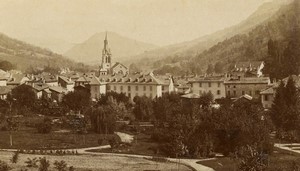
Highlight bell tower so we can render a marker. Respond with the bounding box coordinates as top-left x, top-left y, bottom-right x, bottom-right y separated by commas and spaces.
101, 32, 112, 71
